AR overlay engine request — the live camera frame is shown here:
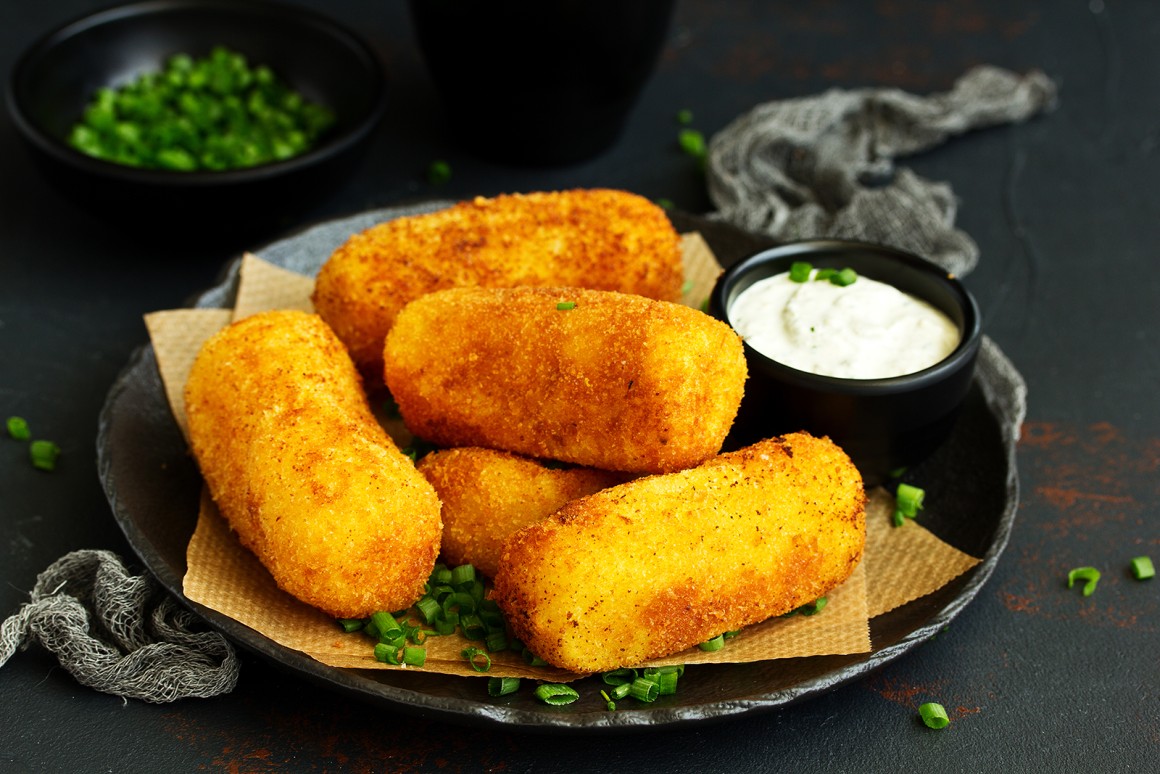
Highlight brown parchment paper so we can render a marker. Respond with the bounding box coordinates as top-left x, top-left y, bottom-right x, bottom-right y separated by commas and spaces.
146, 234, 979, 680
